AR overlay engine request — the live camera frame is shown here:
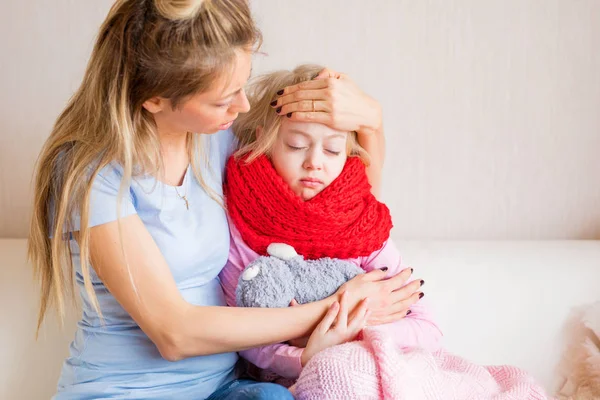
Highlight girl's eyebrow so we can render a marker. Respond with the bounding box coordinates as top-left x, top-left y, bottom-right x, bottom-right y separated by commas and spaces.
288, 129, 345, 140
